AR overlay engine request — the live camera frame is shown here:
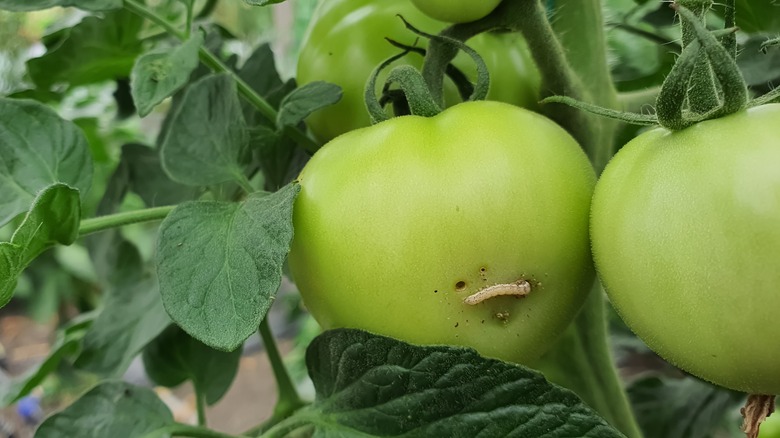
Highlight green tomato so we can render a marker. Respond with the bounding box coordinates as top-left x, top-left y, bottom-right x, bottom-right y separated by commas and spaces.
411, 0, 502, 23
288, 101, 596, 364
759, 413, 780, 438
297, 0, 540, 143
591, 104, 780, 394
